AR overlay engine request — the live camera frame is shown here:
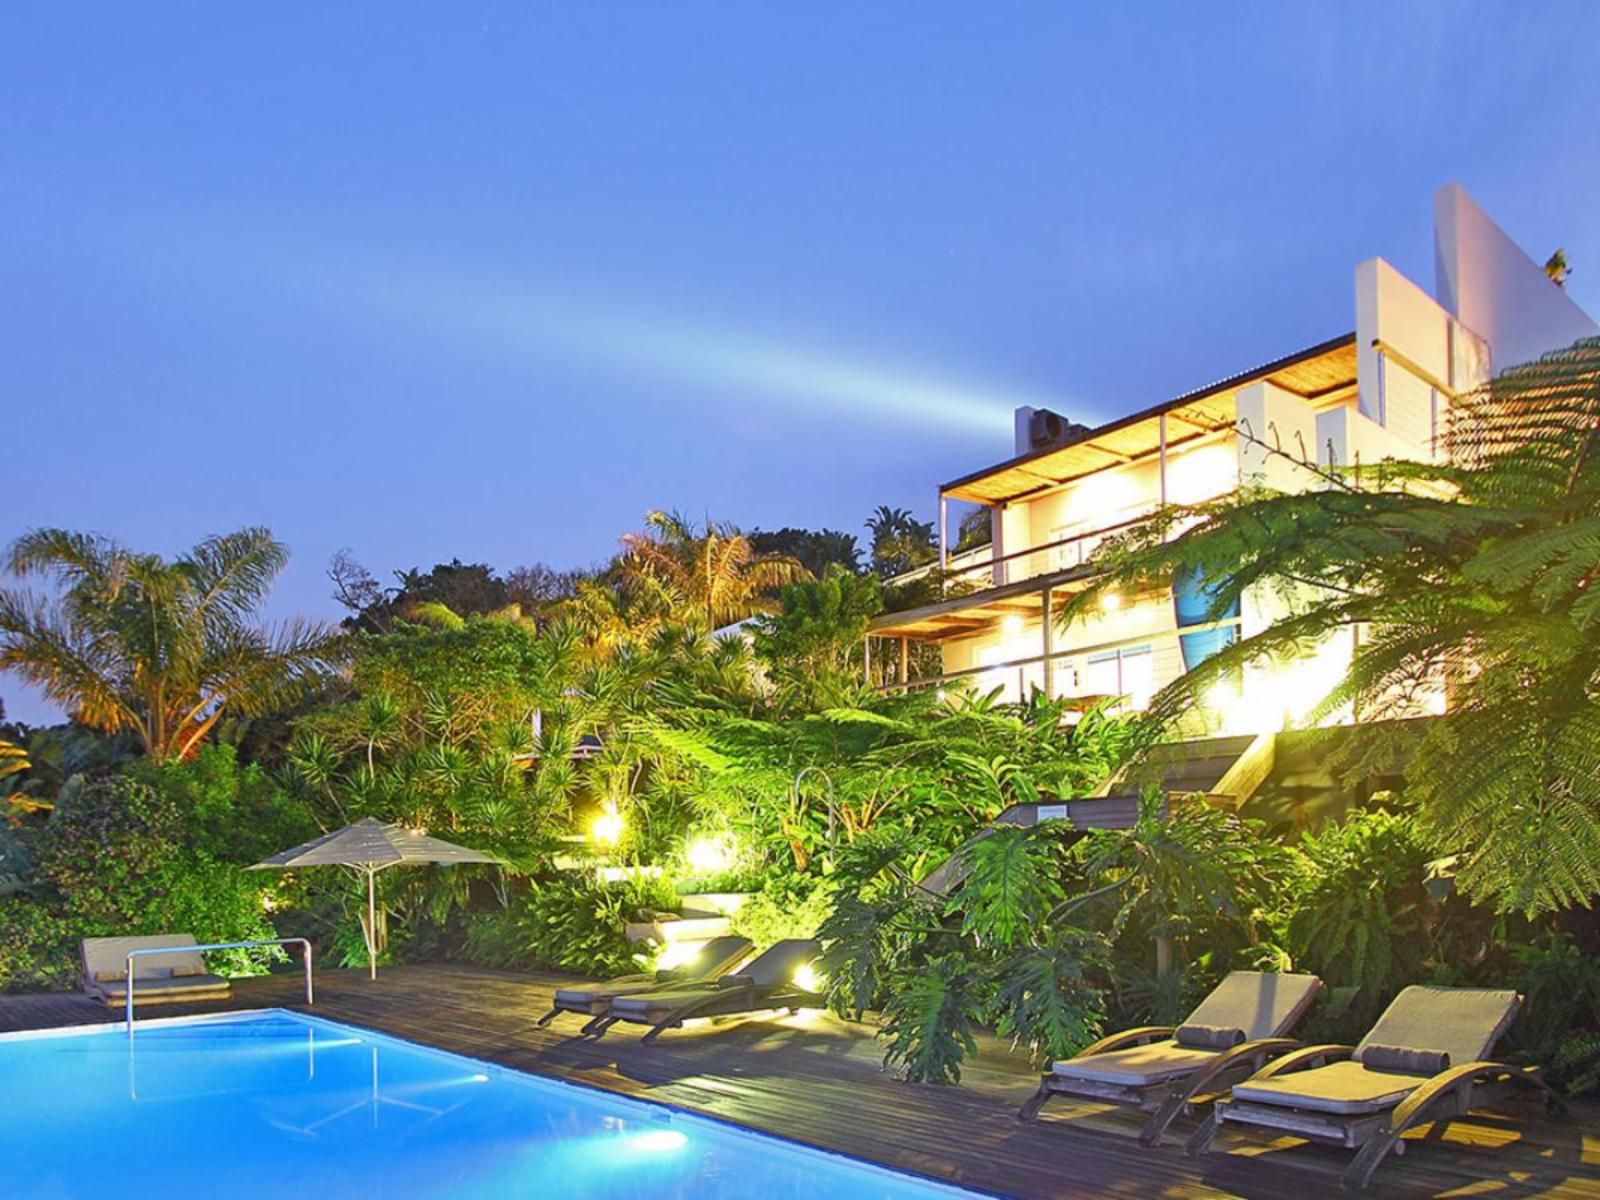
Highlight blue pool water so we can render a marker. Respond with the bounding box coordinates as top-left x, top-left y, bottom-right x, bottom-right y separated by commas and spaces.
1, 1010, 982, 1199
